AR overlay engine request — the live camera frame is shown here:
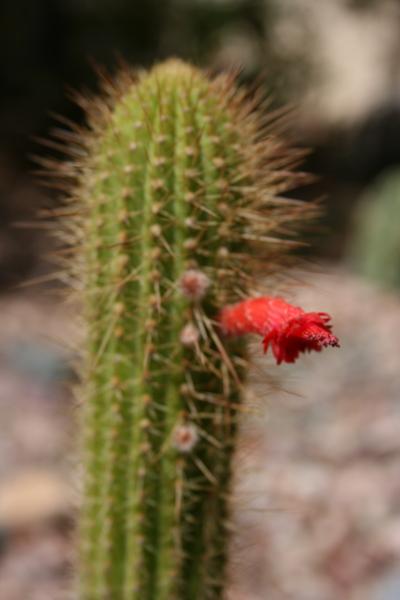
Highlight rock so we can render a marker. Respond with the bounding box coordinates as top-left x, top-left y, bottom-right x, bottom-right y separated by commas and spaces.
0, 470, 71, 531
